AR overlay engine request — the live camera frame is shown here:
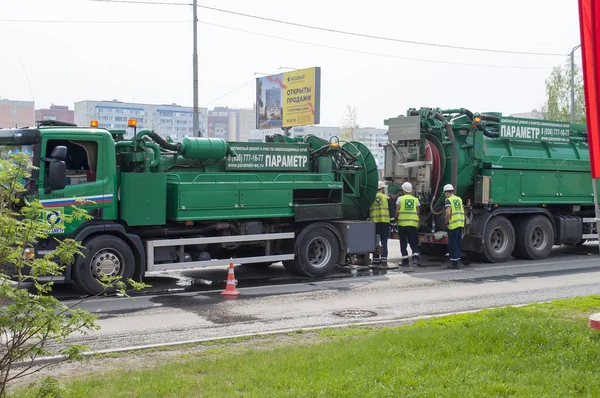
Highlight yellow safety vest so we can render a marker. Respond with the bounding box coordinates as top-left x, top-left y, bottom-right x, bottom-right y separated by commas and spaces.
397, 195, 419, 228
447, 195, 465, 230
370, 192, 390, 223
